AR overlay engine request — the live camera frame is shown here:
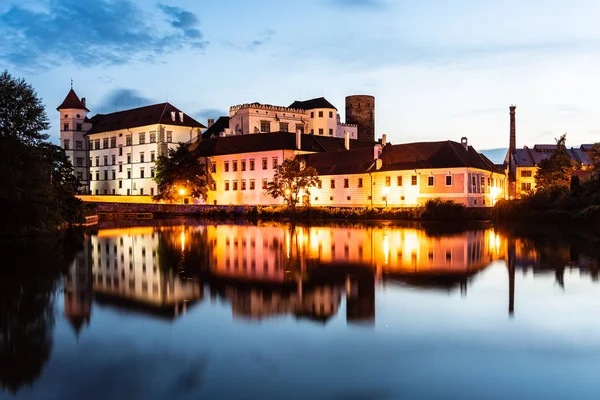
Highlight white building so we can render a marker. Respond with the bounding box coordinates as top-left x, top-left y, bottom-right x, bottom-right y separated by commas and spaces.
58, 88, 206, 195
